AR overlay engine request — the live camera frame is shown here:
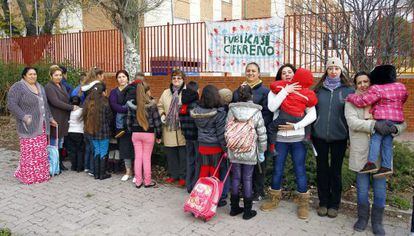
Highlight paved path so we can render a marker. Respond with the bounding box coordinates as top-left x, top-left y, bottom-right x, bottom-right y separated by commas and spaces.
0, 148, 410, 236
